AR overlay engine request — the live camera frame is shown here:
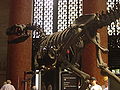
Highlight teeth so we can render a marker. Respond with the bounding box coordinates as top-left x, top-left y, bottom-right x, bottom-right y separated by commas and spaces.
95, 4, 120, 29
